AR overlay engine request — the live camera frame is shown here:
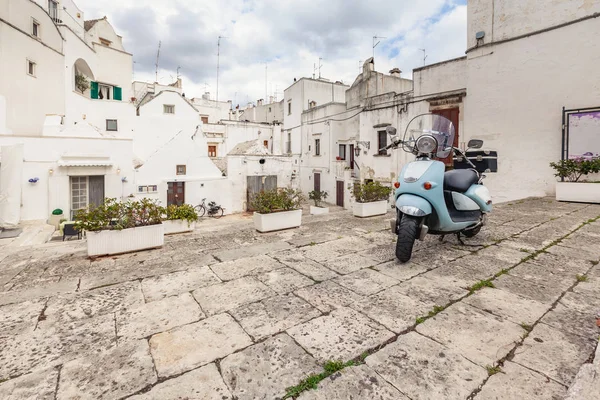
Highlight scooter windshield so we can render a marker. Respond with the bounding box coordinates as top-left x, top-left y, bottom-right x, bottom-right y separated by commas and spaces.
402, 114, 455, 158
